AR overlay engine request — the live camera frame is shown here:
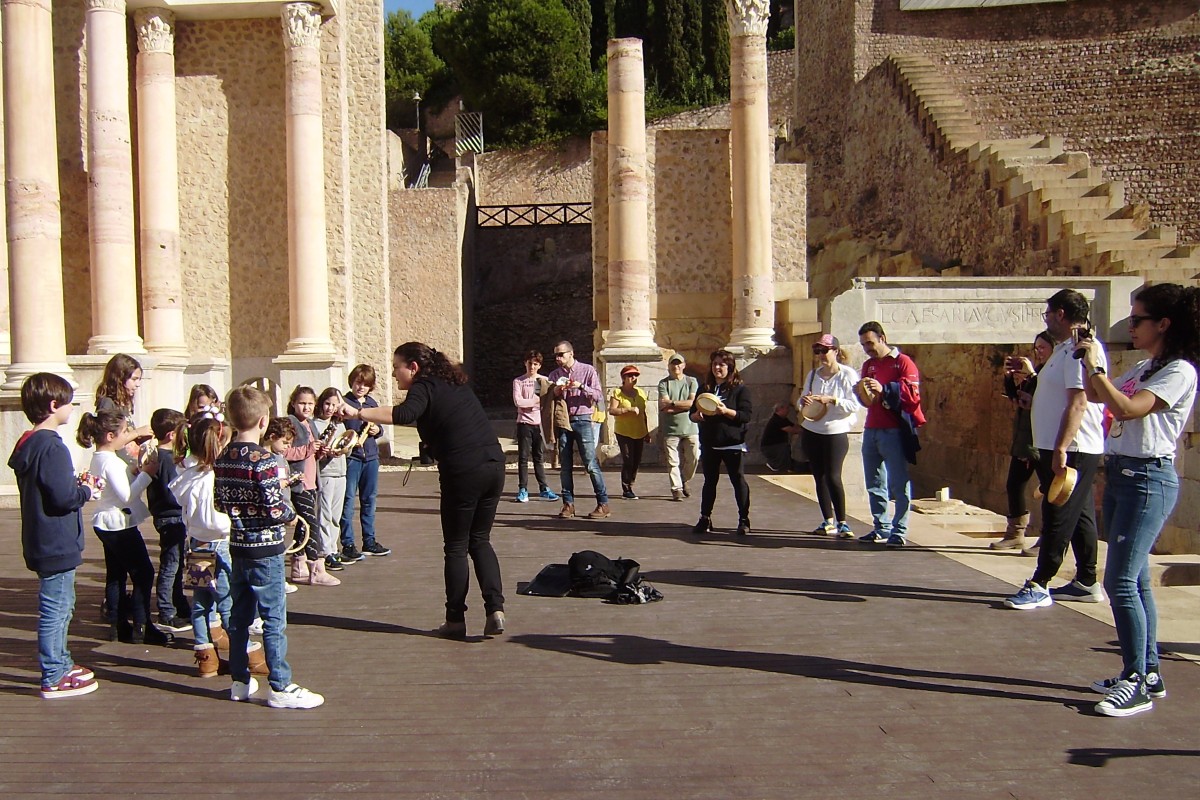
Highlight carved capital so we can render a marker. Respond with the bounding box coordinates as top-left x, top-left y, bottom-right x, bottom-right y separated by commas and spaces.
86, 0, 126, 12
725, 0, 770, 37
282, 2, 322, 50
134, 8, 175, 55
